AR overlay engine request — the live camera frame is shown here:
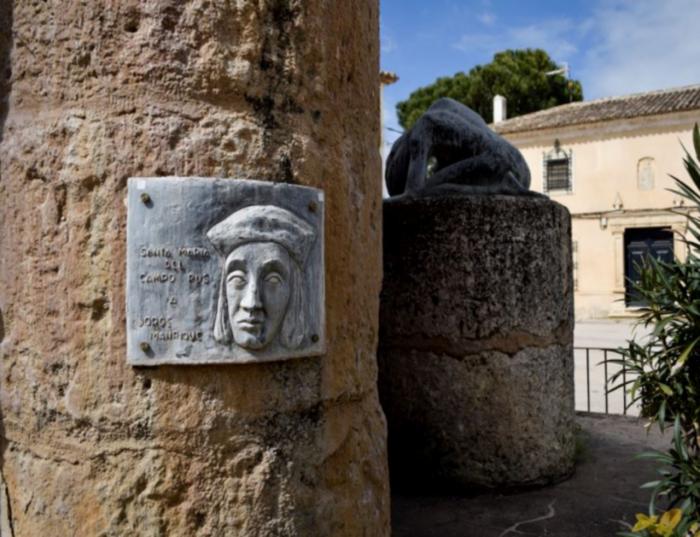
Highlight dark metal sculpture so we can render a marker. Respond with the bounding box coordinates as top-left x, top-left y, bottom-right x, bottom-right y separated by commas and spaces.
386, 98, 535, 197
